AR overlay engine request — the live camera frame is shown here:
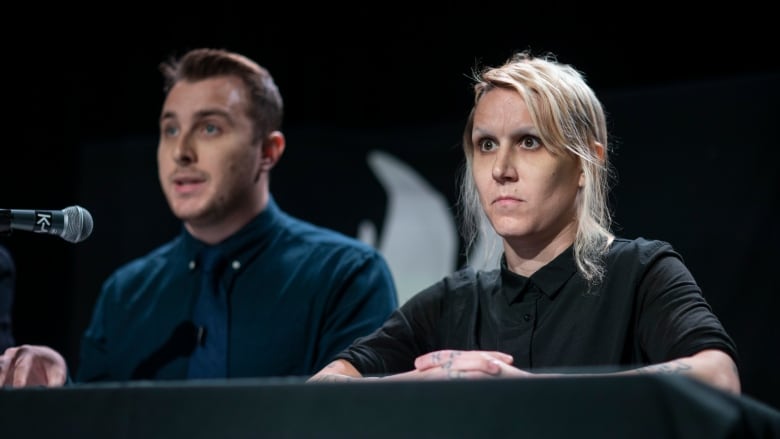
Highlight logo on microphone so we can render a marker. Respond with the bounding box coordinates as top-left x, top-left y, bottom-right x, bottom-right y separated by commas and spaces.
35, 211, 52, 233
